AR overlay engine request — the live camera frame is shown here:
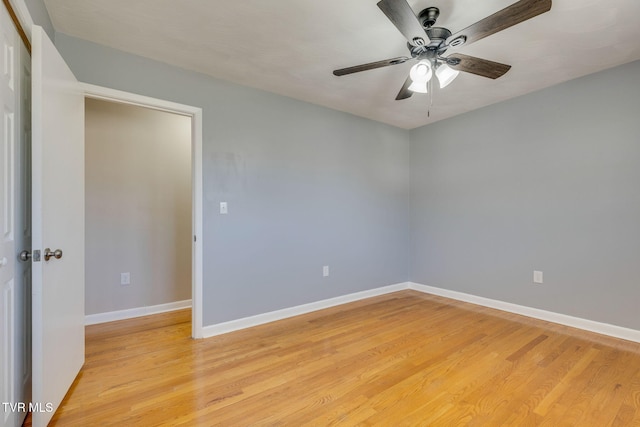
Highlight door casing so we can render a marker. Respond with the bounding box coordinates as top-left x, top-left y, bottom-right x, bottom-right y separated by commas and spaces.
81, 83, 204, 338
